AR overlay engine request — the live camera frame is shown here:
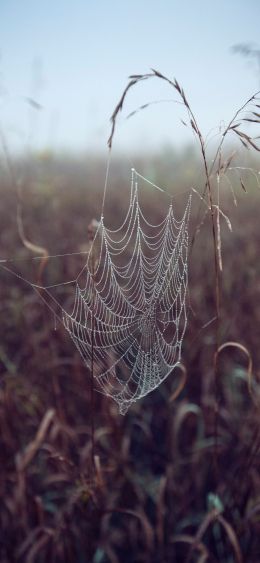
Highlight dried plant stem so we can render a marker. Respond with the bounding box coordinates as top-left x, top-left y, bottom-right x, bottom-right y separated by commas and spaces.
0, 130, 49, 284
108, 79, 221, 328
191, 113, 221, 323
108, 69, 221, 325
183, 83, 221, 477
108, 69, 225, 475
90, 241, 96, 478
90, 304, 95, 475
200, 148, 221, 475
